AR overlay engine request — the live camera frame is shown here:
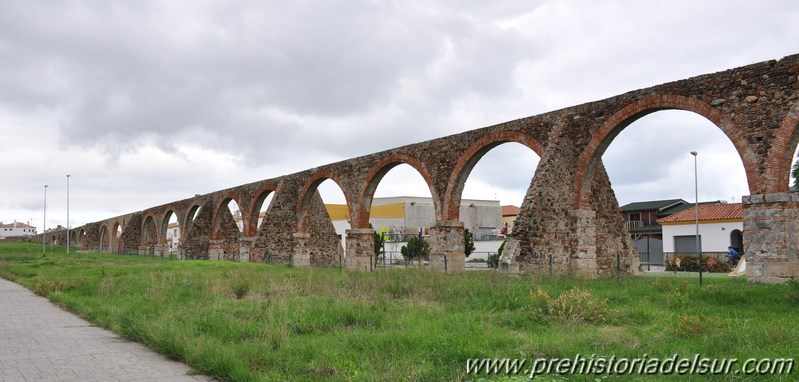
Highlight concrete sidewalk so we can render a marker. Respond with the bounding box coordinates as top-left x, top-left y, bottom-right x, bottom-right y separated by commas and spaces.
0, 278, 215, 382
